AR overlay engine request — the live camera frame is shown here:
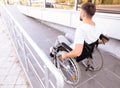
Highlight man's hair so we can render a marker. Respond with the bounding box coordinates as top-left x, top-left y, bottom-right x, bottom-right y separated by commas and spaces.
81, 2, 96, 17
